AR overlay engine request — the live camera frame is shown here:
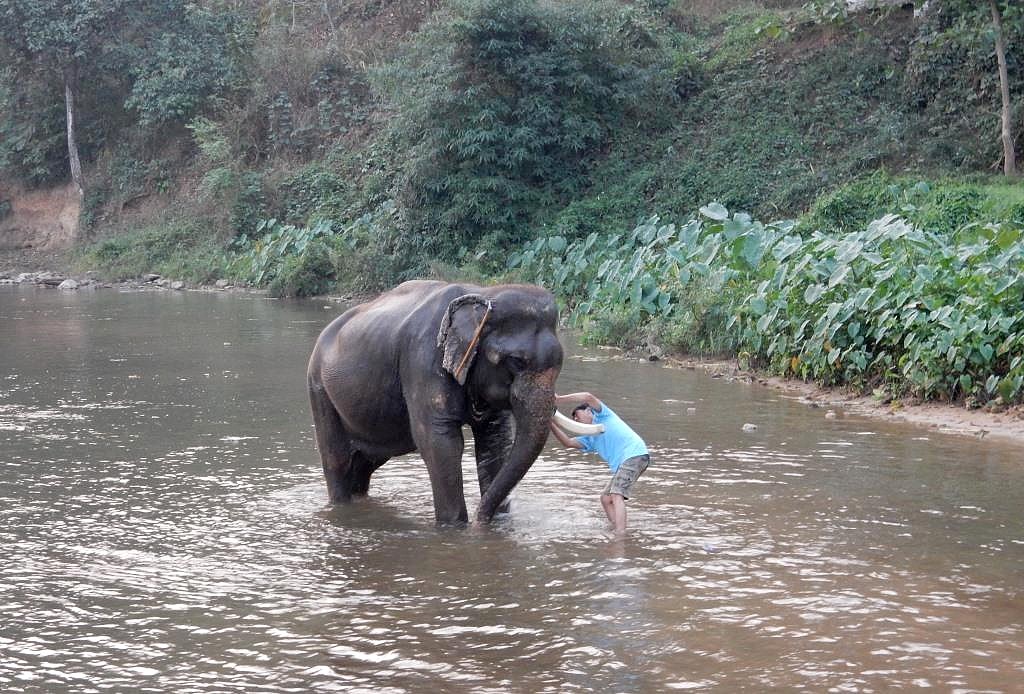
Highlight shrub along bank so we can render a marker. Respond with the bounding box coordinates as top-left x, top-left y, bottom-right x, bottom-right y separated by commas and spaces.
511, 184, 1024, 408
75, 173, 1024, 408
